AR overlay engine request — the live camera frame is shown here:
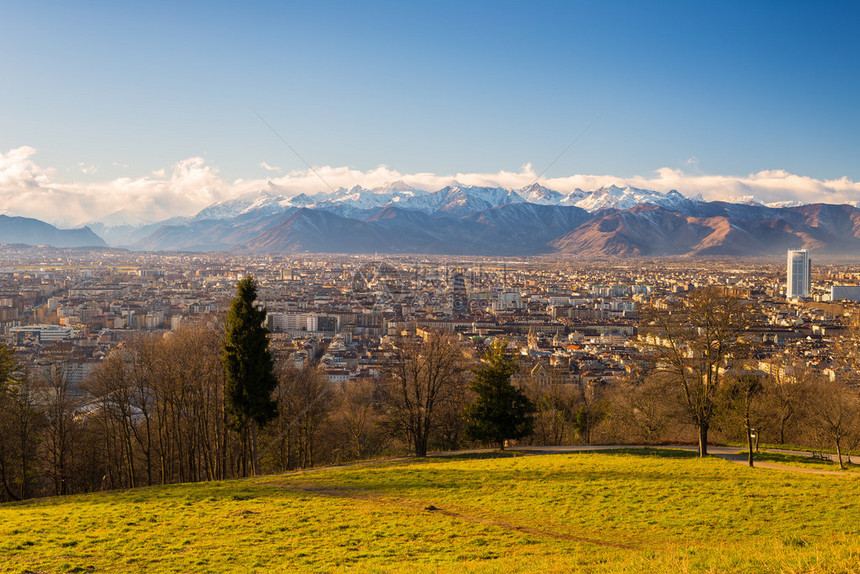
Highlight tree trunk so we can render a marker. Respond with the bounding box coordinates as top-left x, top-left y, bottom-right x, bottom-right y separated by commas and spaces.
698, 423, 708, 457
250, 420, 260, 476
779, 414, 788, 445
836, 439, 844, 470
744, 405, 754, 467
414, 424, 428, 457
0, 459, 21, 501
746, 428, 754, 467
221, 406, 228, 480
